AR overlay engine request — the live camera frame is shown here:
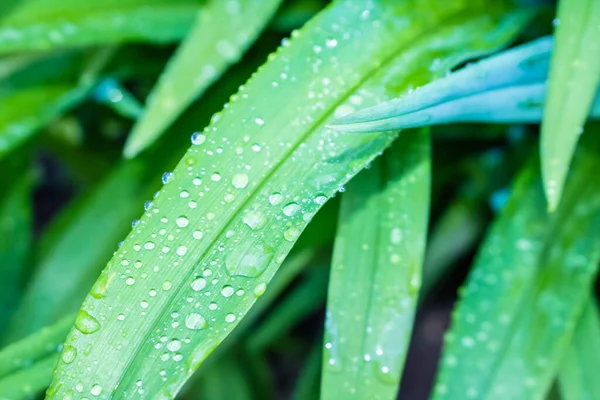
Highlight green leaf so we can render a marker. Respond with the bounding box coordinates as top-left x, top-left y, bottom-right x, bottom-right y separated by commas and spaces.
434, 132, 600, 400
541, 0, 600, 211
47, 2, 529, 397
558, 299, 600, 400
123, 0, 283, 158
0, 0, 205, 55
0, 172, 31, 335
321, 129, 430, 400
